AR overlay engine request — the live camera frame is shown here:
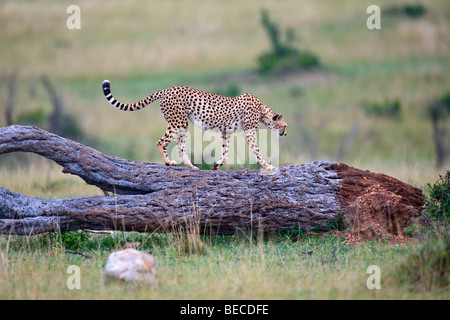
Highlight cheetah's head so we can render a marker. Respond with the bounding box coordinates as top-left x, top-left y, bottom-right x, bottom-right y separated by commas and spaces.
271, 114, 287, 137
